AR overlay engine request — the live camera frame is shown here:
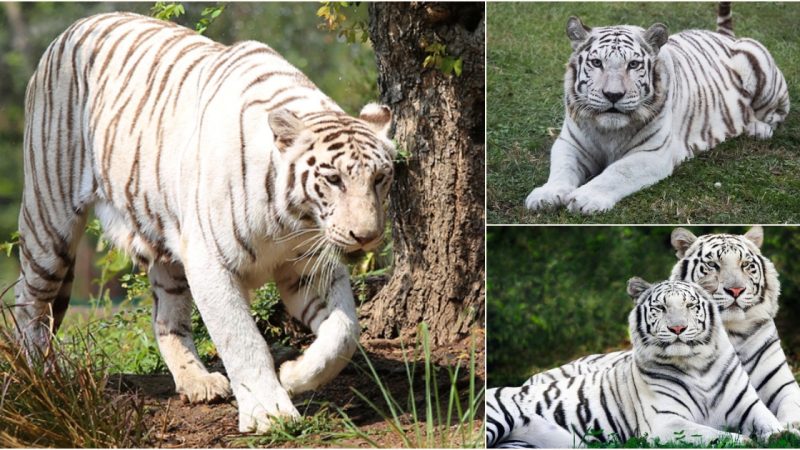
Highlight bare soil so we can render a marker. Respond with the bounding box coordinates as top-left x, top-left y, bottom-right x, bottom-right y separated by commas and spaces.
109, 333, 485, 448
